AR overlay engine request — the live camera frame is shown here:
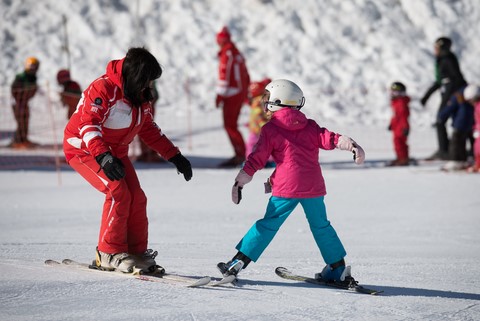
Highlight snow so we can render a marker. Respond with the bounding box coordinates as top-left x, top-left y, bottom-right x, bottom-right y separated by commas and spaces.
1, 138, 480, 320
1, 0, 480, 320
